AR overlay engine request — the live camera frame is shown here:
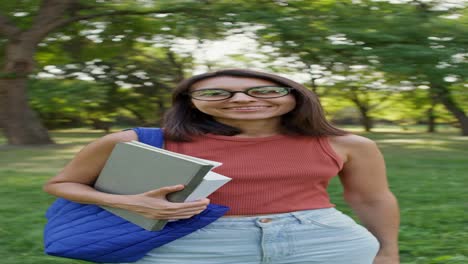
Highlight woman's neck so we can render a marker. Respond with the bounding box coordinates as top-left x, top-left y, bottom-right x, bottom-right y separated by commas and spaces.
215, 118, 283, 138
